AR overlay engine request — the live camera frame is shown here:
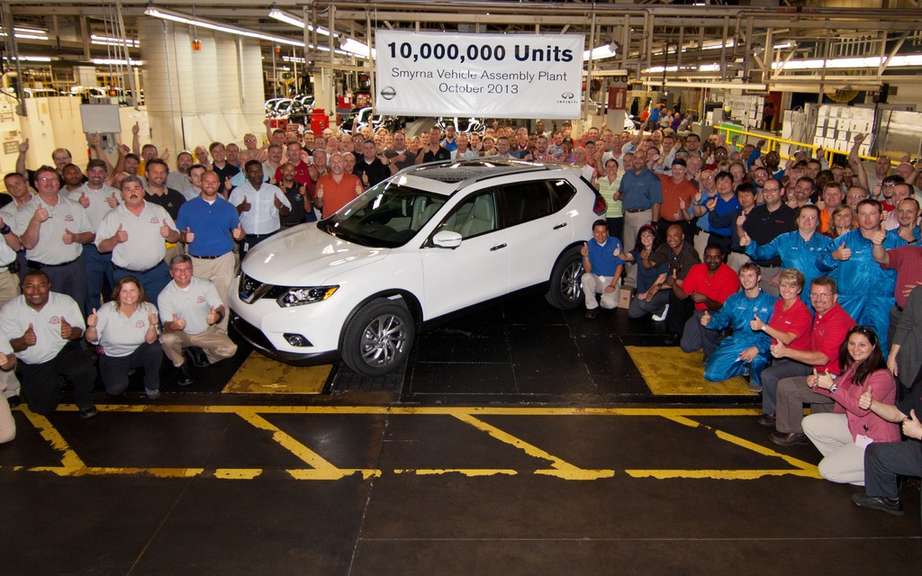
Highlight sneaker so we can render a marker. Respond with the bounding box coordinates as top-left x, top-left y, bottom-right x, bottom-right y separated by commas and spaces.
651, 304, 669, 322
145, 388, 161, 400
176, 363, 194, 387
78, 407, 98, 419
757, 414, 776, 428
584, 308, 598, 319
851, 493, 904, 516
